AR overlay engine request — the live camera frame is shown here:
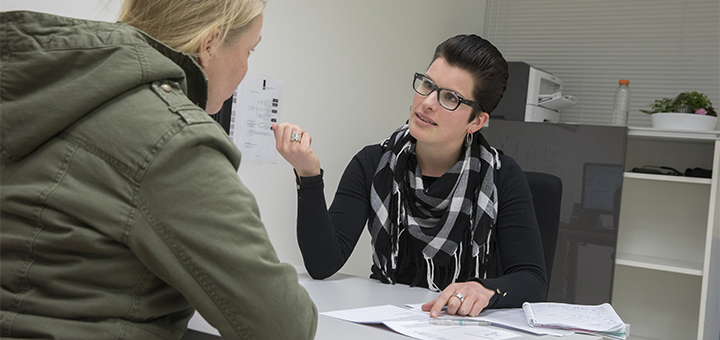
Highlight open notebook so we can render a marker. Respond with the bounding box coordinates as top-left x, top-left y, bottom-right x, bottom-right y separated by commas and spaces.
522, 302, 628, 339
